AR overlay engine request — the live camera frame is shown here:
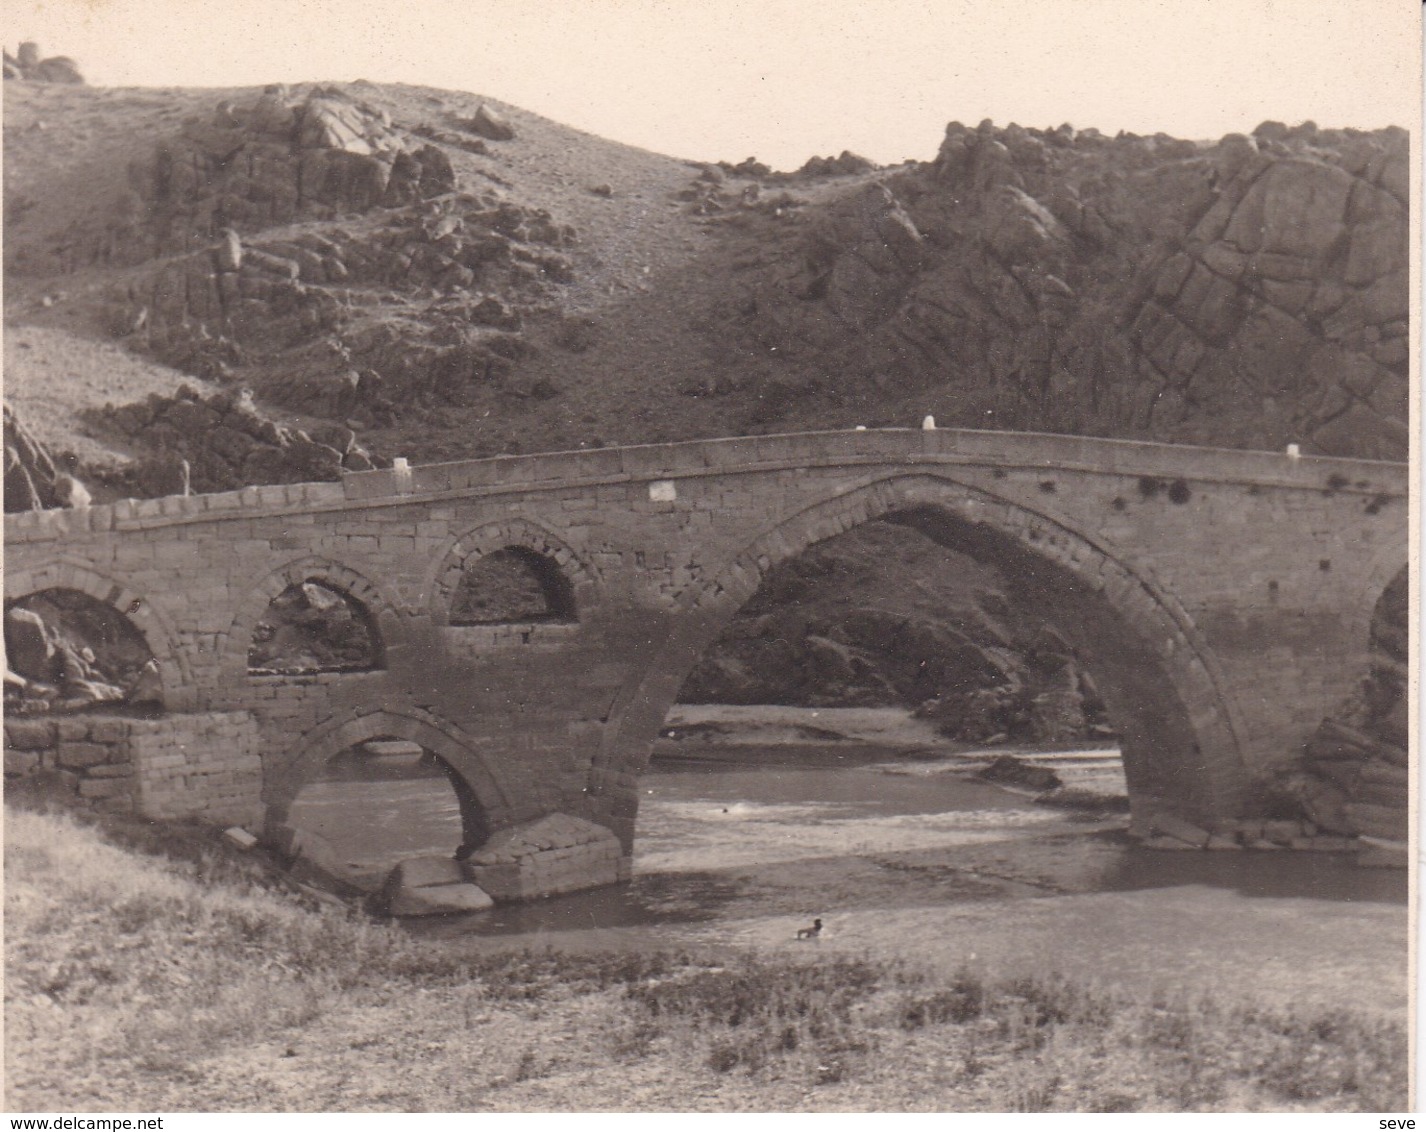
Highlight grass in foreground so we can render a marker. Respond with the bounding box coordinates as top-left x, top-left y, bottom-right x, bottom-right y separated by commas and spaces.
4, 804, 1406, 1112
